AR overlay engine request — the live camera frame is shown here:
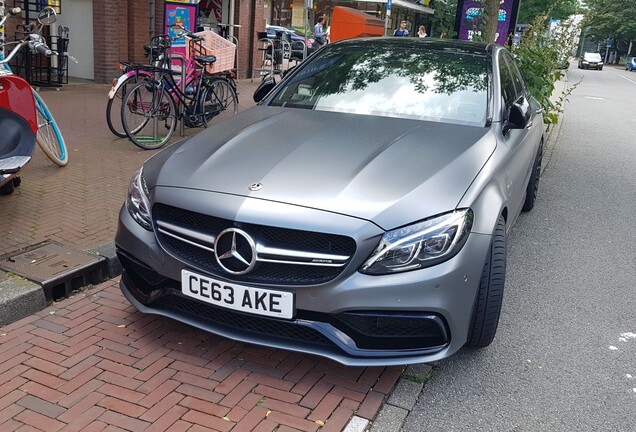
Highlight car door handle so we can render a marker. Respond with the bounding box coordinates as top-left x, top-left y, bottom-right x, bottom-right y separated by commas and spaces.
535, 107, 543, 114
